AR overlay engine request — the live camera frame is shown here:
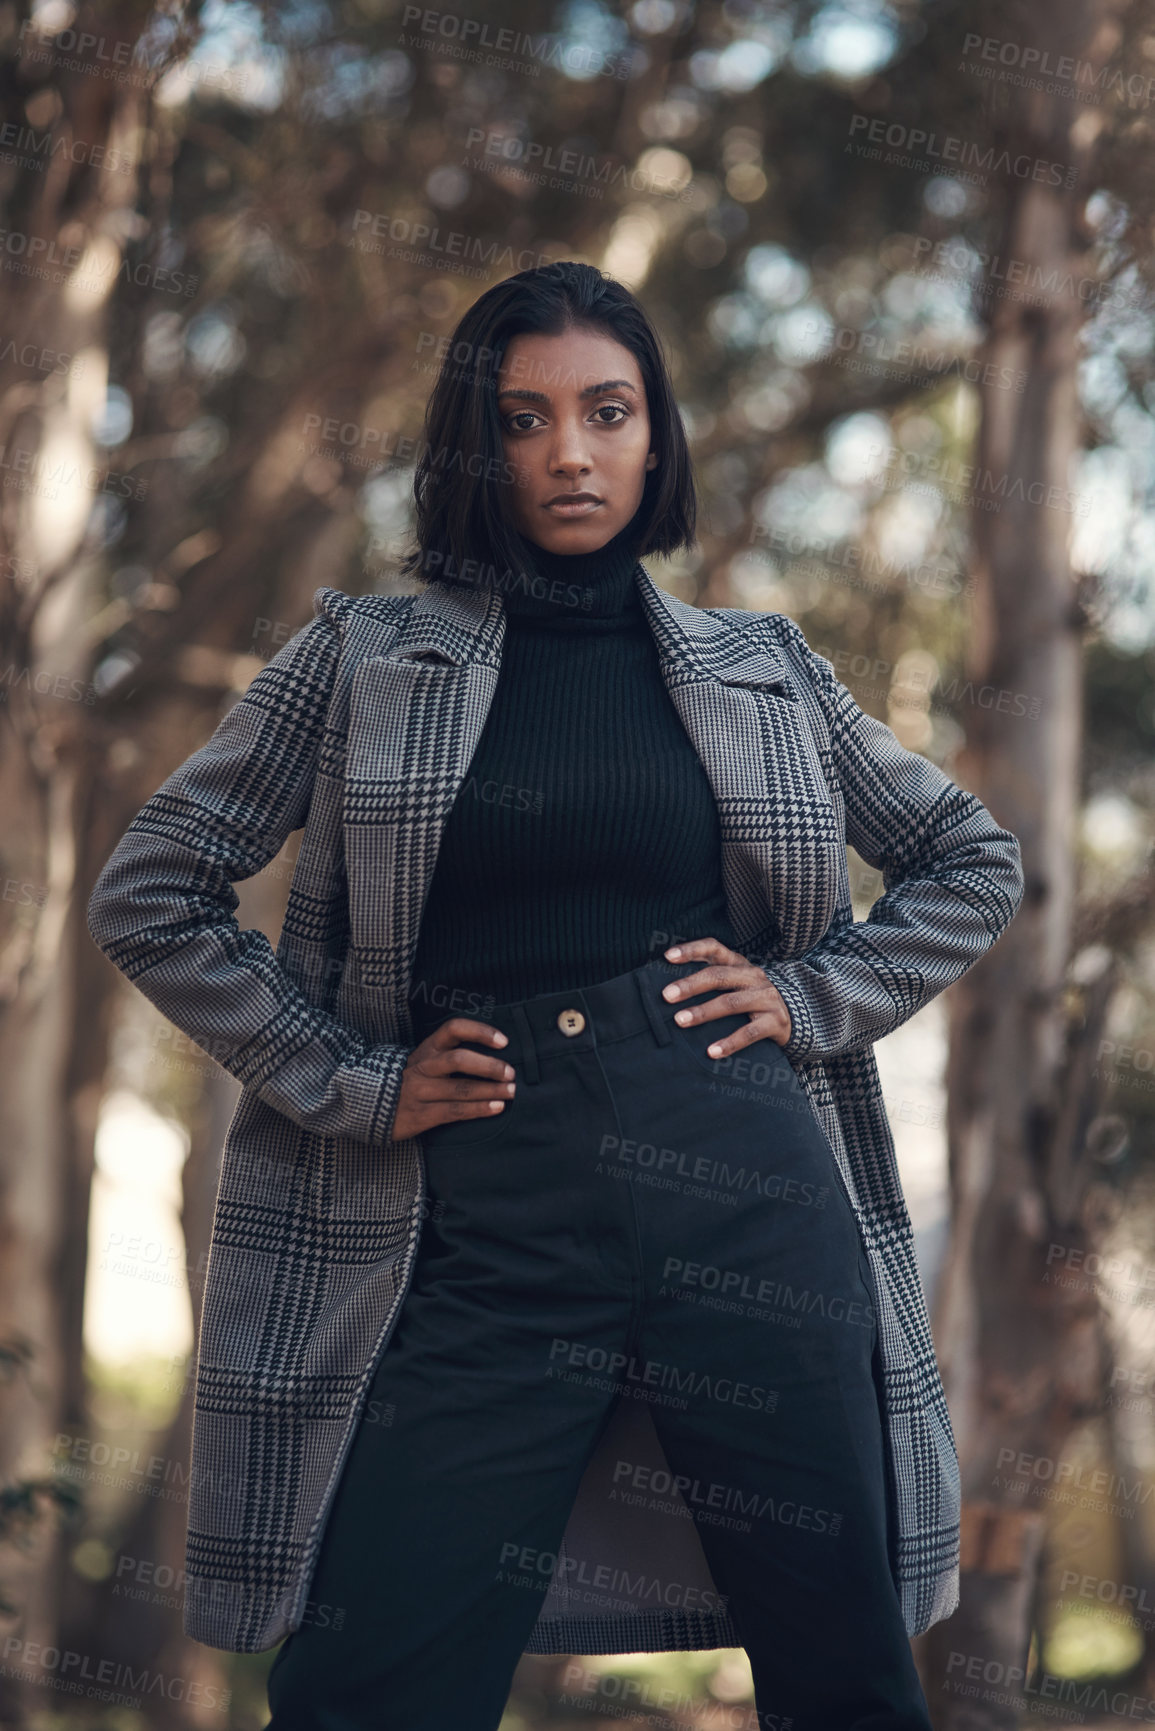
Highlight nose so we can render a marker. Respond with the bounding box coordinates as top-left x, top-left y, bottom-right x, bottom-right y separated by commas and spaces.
547, 414, 593, 478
